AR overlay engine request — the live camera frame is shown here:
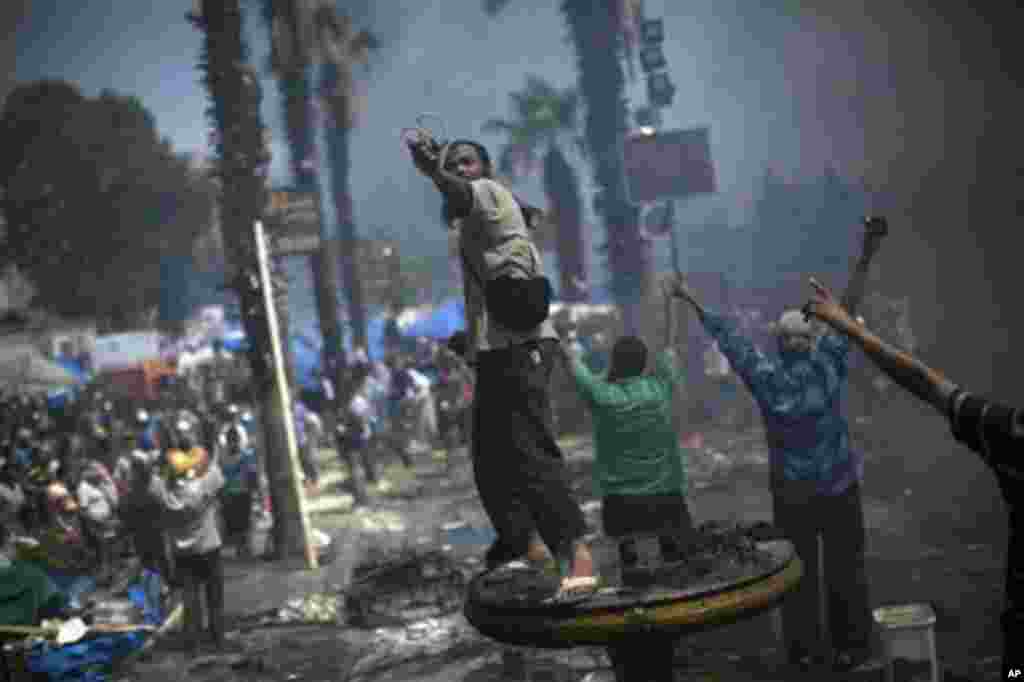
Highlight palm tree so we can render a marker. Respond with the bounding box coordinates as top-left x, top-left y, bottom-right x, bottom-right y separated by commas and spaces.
260, 0, 346, 398
482, 75, 588, 302
188, 0, 315, 565
486, 0, 652, 332
310, 5, 378, 355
